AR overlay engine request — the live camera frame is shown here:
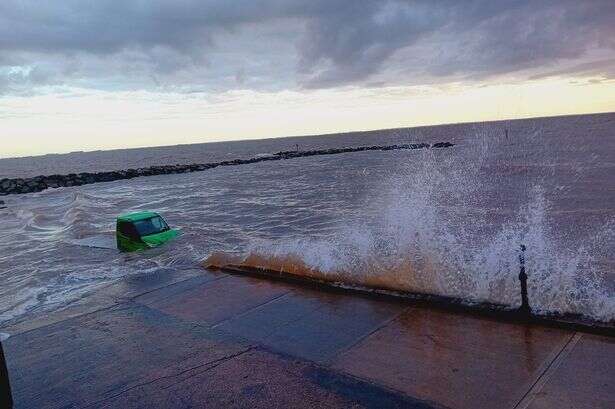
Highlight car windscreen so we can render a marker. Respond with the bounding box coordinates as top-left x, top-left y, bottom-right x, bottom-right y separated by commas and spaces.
118, 221, 141, 240
132, 216, 169, 237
